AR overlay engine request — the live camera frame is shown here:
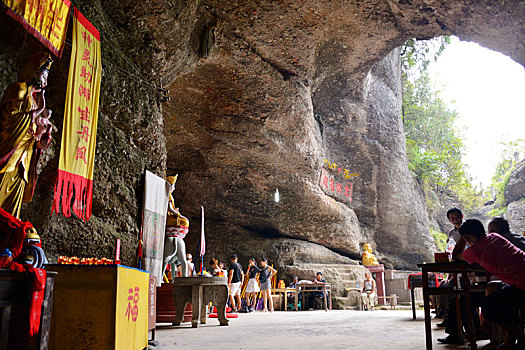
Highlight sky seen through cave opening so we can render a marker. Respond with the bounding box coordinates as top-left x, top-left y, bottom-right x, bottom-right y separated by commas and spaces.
428, 36, 525, 190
